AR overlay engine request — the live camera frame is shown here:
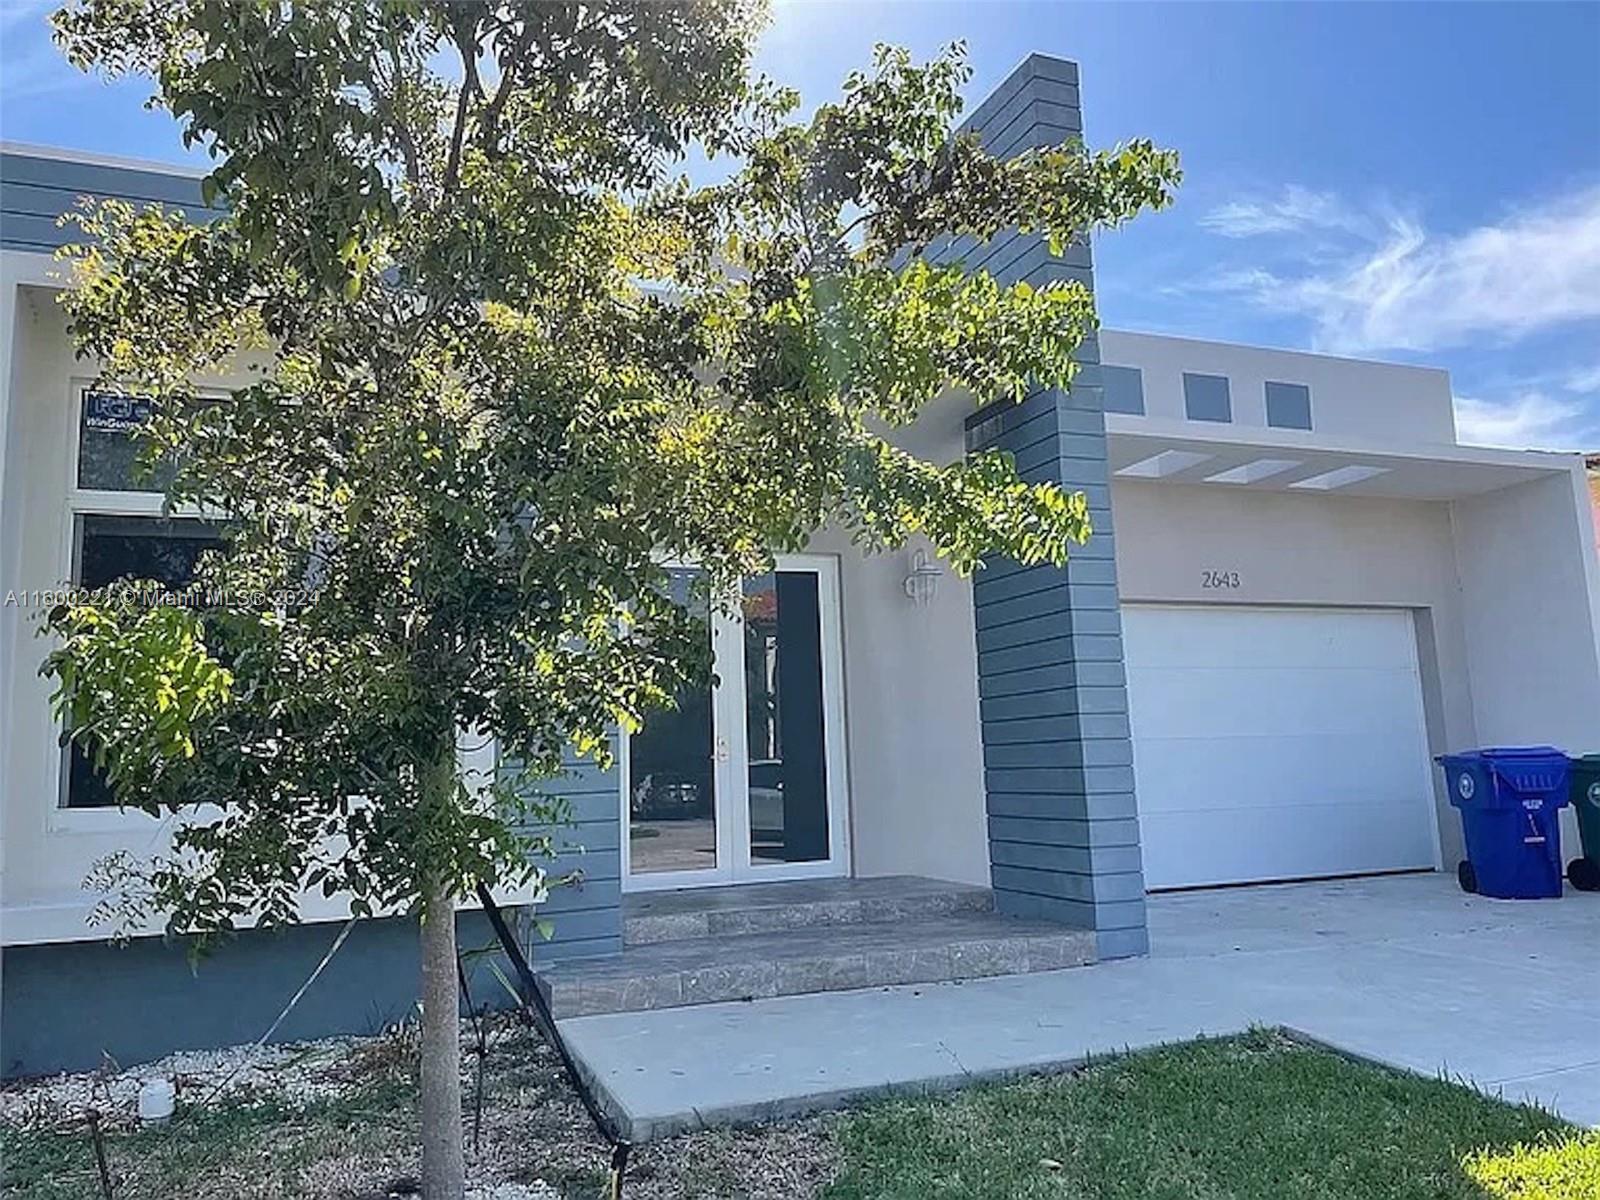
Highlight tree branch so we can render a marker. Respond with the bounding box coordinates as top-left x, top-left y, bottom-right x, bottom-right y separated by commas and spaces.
476, 17, 537, 157
381, 35, 422, 189
441, 13, 484, 197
